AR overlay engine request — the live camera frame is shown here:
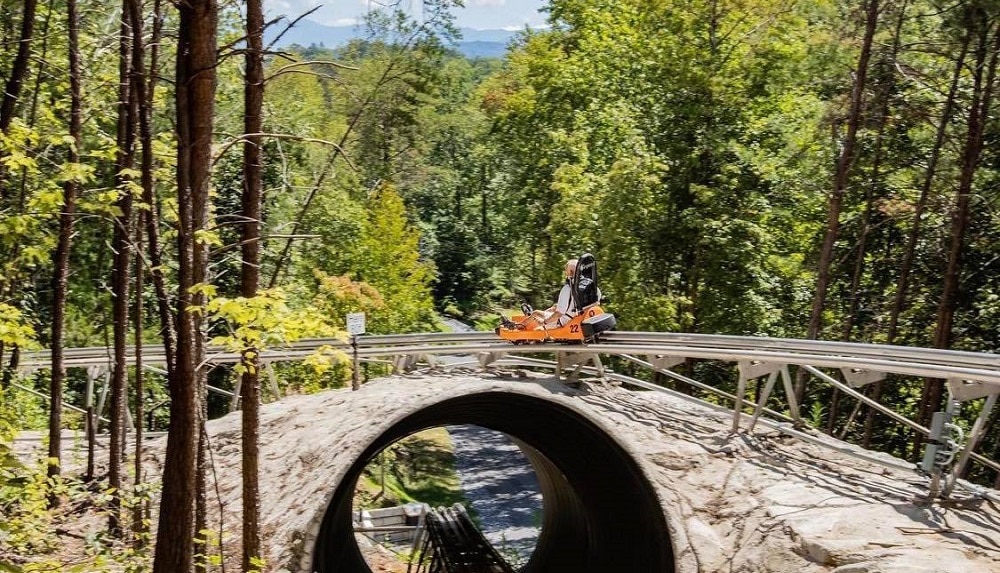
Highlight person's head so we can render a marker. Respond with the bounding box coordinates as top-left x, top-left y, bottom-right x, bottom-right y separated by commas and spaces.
564, 258, 578, 279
